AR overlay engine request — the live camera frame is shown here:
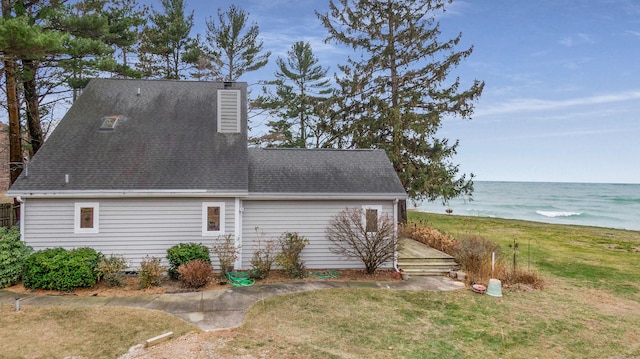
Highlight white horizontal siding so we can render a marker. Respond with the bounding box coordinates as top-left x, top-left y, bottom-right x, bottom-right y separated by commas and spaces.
22, 198, 237, 268
241, 200, 395, 270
